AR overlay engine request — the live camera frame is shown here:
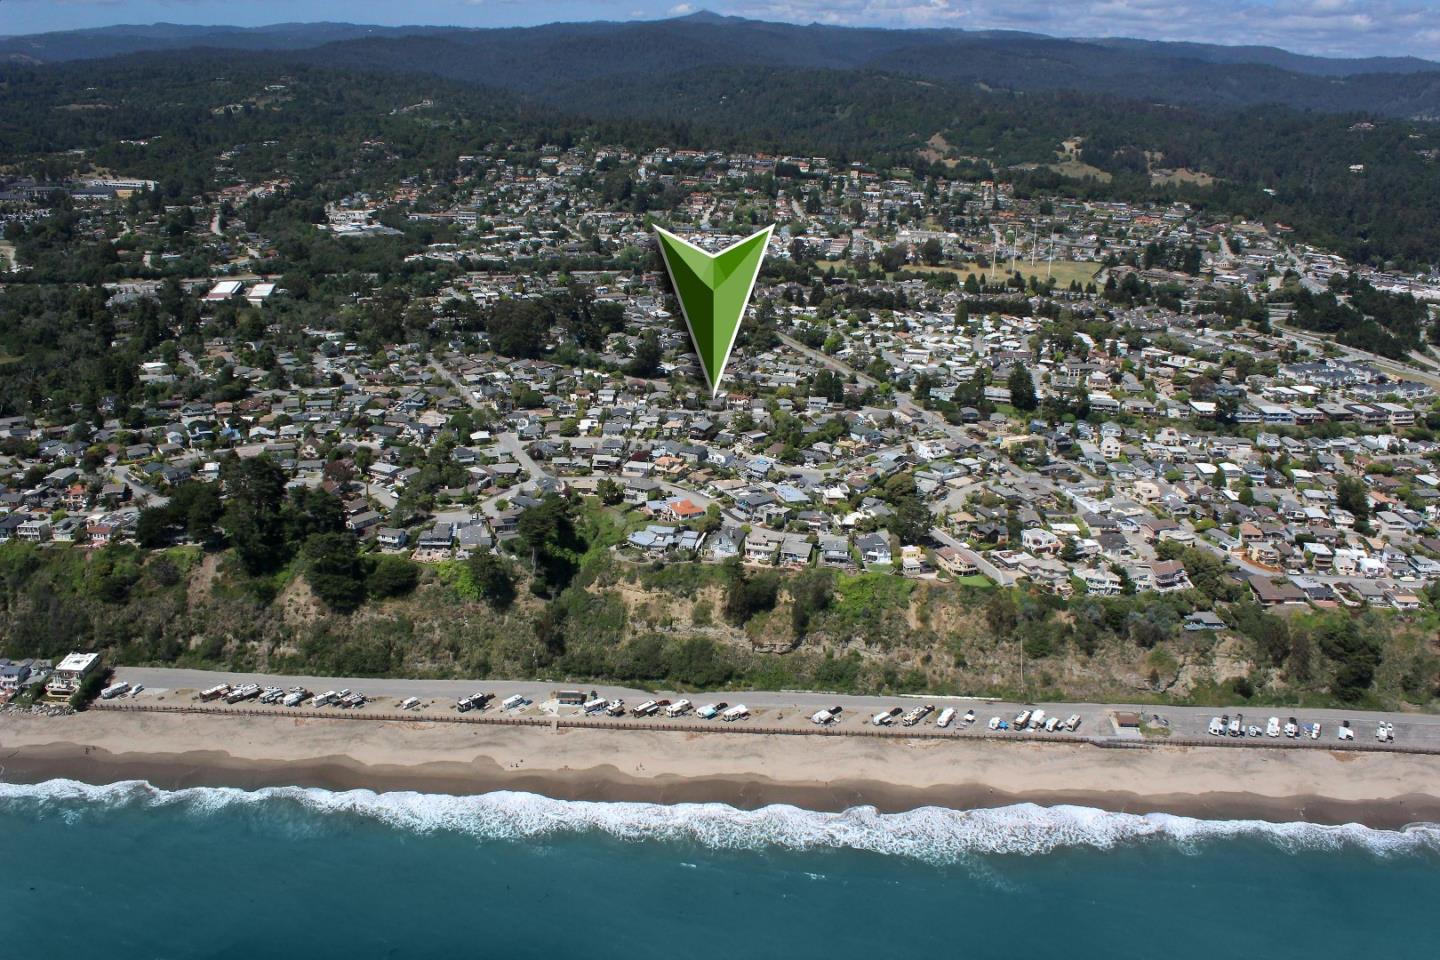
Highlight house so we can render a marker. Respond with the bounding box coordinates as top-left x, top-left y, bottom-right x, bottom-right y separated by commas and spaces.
1078, 566, 1123, 596
1387, 590, 1422, 611
706, 525, 743, 562
664, 498, 706, 523
779, 534, 813, 568
819, 534, 853, 568
16, 518, 52, 542
347, 510, 383, 533
1248, 575, 1306, 606
1020, 528, 1061, 555
0, 658, 34, 695
627, 525, 678, 555
744, 528, 785, 564
622, 477, 660, 505
375, 527, 409, 549
1184, 611, 1227, 631
900, 544, 929, 575
456, 524, 493, 557
45, 652, 99, 699
935, 546, 979, 576
1150, 559, 1192, 593
856, 531, 892, 567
